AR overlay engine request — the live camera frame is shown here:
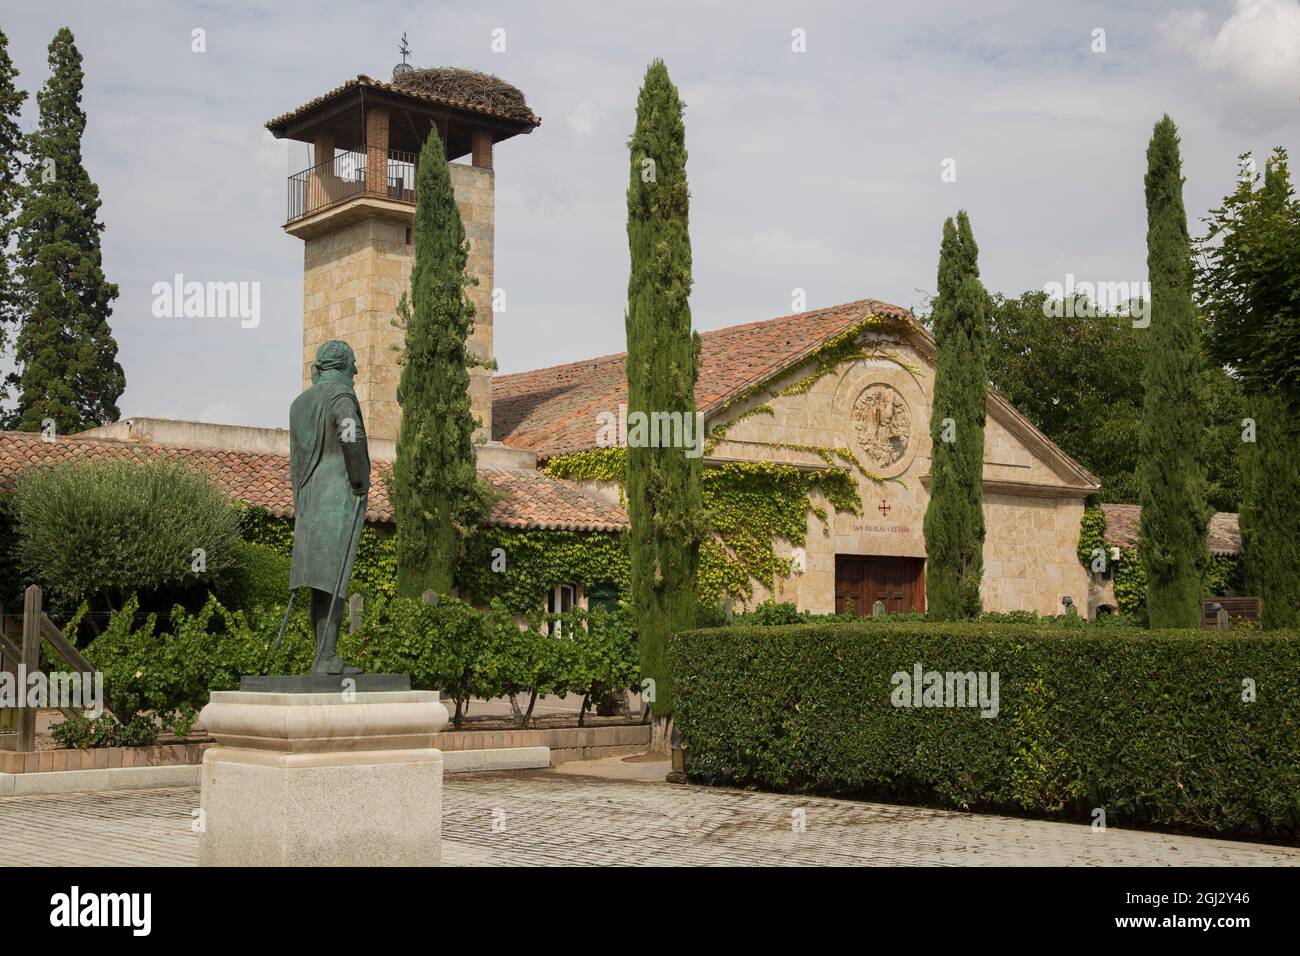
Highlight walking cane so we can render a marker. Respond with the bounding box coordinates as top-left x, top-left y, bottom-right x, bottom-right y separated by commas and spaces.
274, 494, 367, 649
